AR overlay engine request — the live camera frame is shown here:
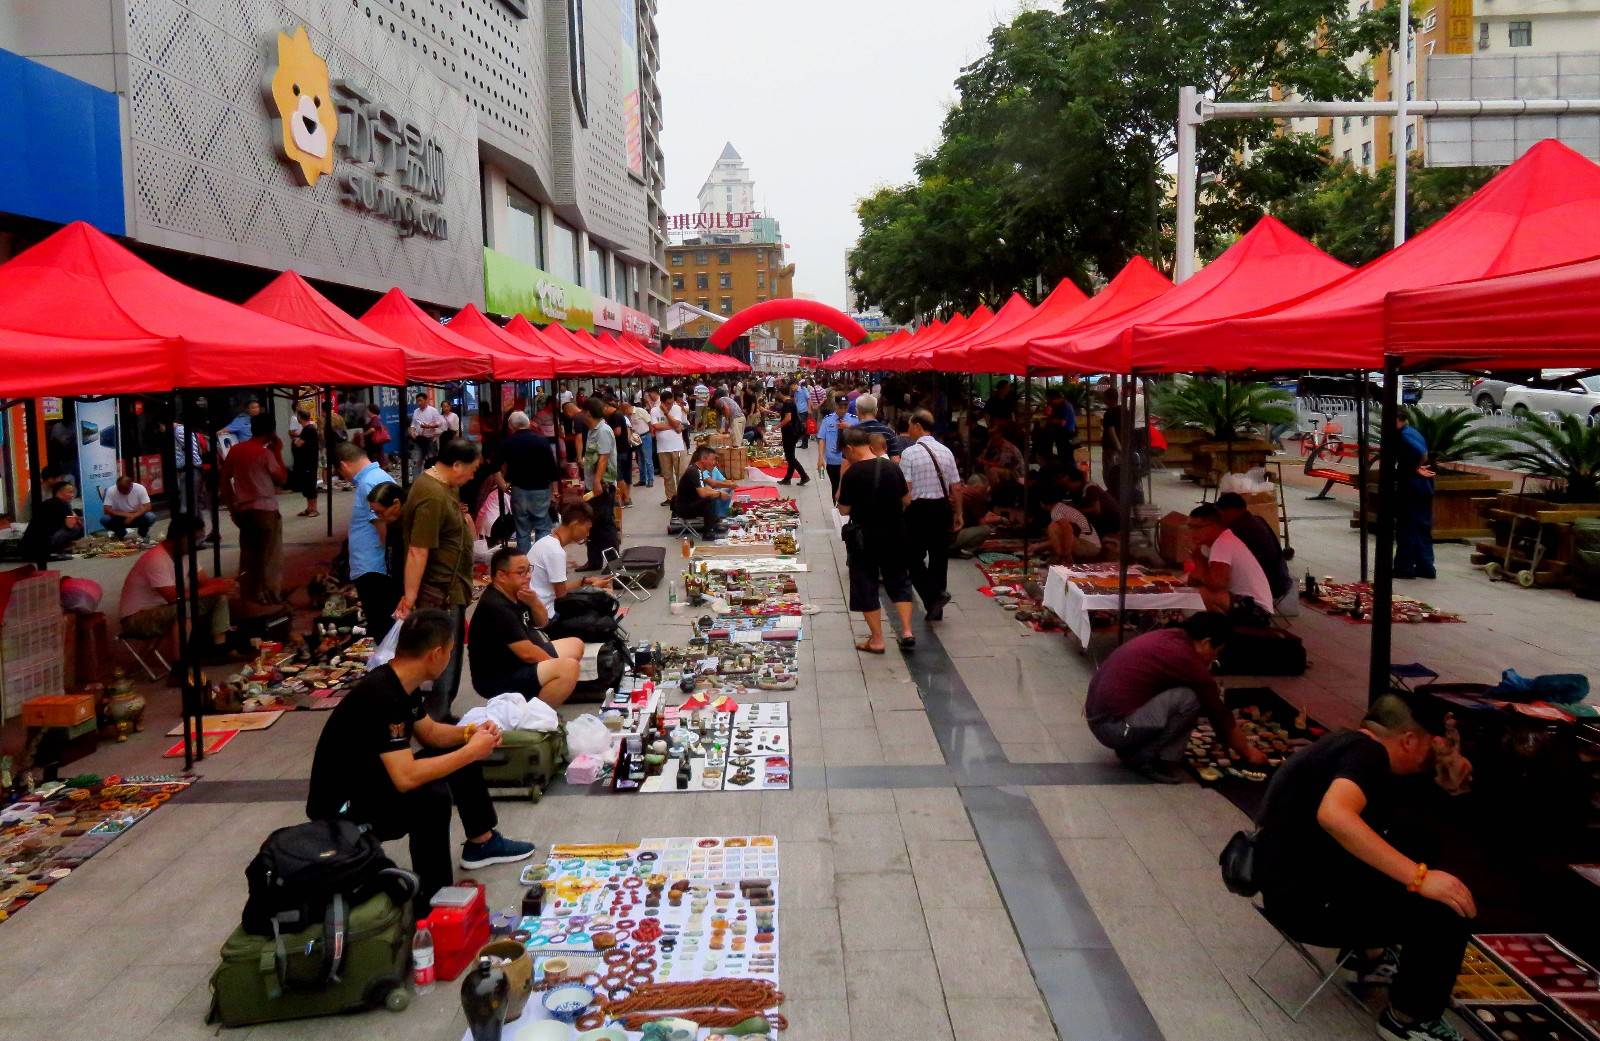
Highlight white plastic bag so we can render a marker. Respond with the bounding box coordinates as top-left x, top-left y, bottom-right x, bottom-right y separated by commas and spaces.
520, 697, 560, 733
566, 713, 612, 757
366, 622, 401, 670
